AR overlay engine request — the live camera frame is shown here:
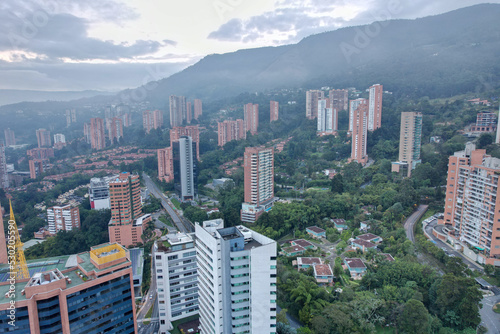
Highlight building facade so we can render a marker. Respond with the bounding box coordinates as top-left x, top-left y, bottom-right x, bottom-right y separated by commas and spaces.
108, 117, 124, 143
306, 90, 324, 119
90, 118, 106, 150
244, 103, 259, 135
158, 146, 174, 183
391, 112, 423, 177
317, 98, 337, 136
217, 120, 246, 147
170, 125, 200, 160
328, 89, 348, 112
108, 173, 151, 247
195, 220, 277, 334
176, 136, 196, 201
4, 128, 15, 146
0, 243, 137, 334
442, 143, 500, 266
143, 110, 163, 133
194, 99, 203, 120
0, 141, 9, 189
169, 95, 187, 127
349, 103, 369, 165
154, 232, 198, 333
36, 128, 51, 148
47, 205, 80, 234
89, 176, 114, 210
270, 101, 279, 122
348, 98, 367, 134
368, 84, 383, 131
241, 146, 274, 223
